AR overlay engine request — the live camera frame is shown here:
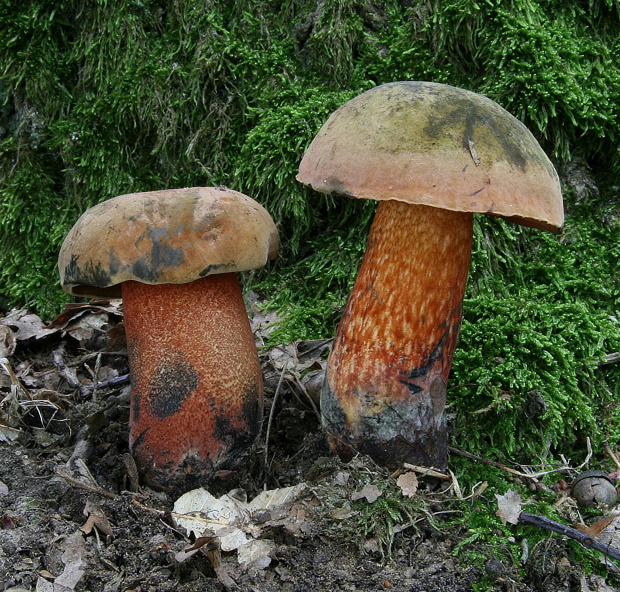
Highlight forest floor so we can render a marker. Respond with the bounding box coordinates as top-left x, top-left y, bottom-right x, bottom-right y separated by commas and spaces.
1, 300, 619, 592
